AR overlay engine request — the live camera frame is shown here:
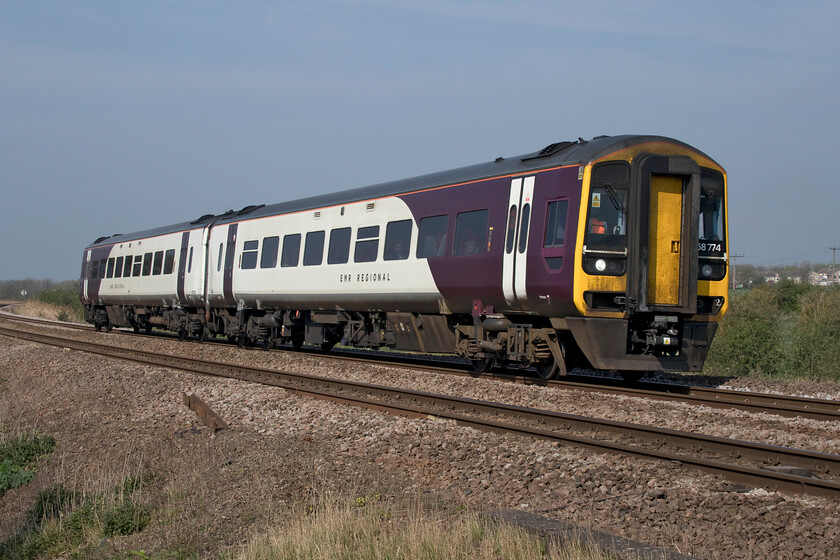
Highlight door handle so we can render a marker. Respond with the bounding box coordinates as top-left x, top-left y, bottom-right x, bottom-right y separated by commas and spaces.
671, 241, 680, 253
